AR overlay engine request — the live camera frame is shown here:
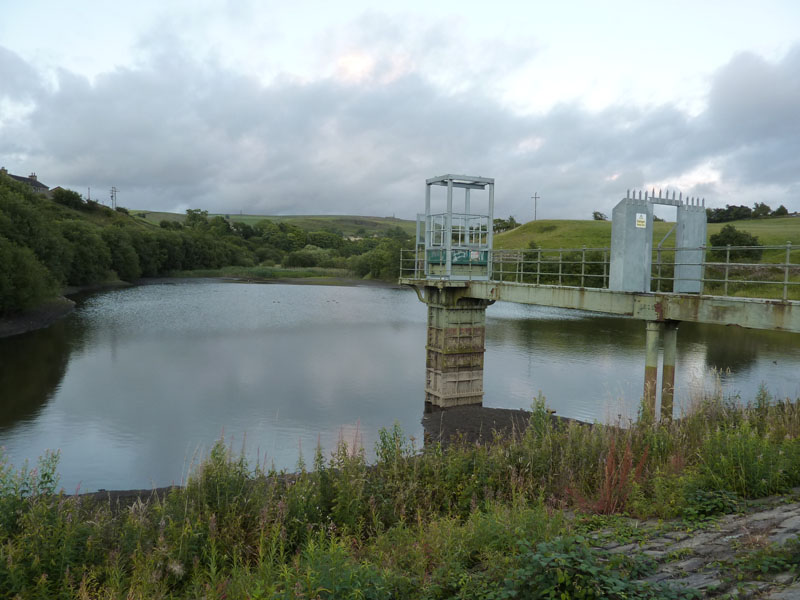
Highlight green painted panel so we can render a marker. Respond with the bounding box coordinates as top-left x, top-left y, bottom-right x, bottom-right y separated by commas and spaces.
427, 249, 488, 265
